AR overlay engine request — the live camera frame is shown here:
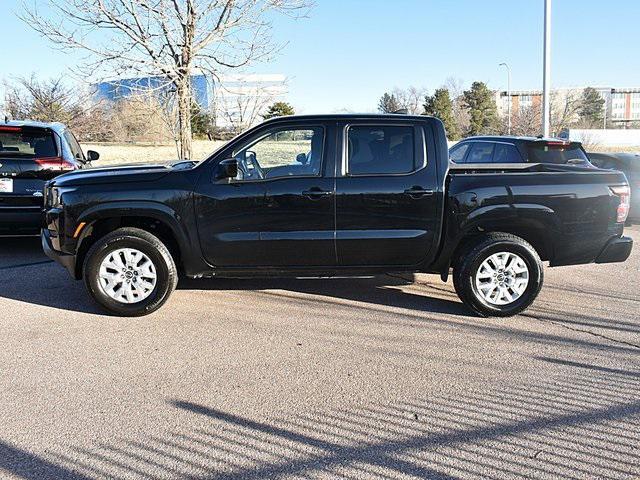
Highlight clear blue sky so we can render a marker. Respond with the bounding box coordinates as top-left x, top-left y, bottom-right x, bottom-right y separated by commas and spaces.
2, 0, 639, 113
